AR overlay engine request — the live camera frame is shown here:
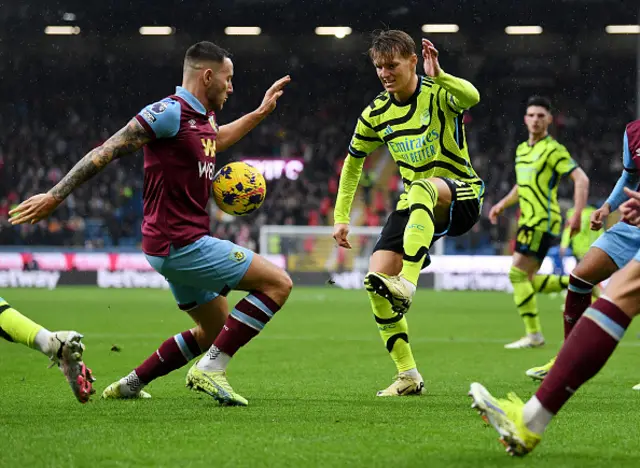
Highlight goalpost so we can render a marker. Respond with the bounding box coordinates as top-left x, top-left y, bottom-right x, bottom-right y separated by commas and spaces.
259, 225, 445, 288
